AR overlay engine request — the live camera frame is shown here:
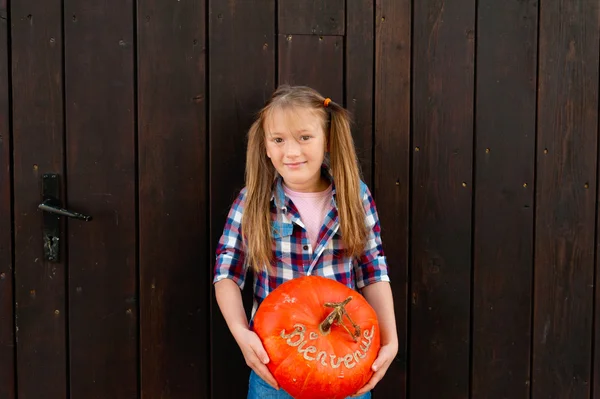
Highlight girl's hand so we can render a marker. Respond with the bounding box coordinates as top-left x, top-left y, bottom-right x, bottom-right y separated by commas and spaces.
351, 342, 398, 396
234, 327, 280, 390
